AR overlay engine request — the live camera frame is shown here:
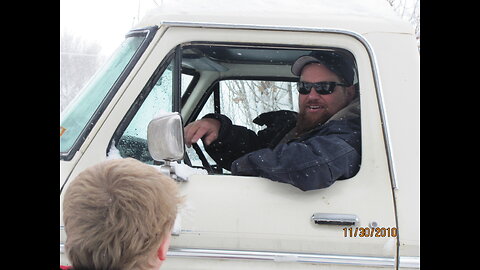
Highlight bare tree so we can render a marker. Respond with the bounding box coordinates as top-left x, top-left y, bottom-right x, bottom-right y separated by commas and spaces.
387, 0, 420, 49
60, 31, 106, 112
221, 80, 297, 132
